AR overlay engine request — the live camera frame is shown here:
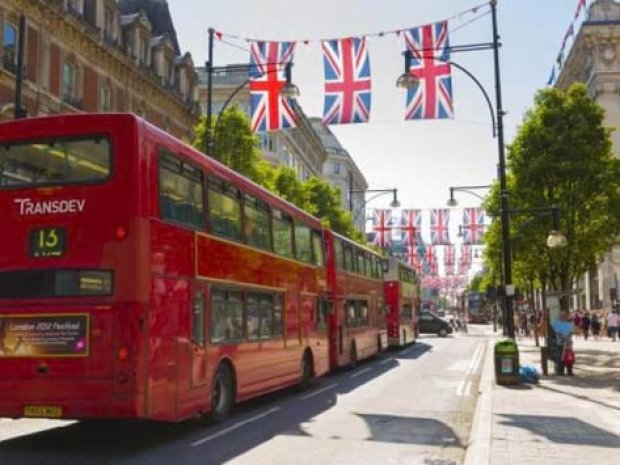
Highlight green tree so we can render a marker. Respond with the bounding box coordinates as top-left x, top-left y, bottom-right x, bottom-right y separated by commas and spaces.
484, 83, 620, 309
192, 107, 366, 244
193, 105, 263, 179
